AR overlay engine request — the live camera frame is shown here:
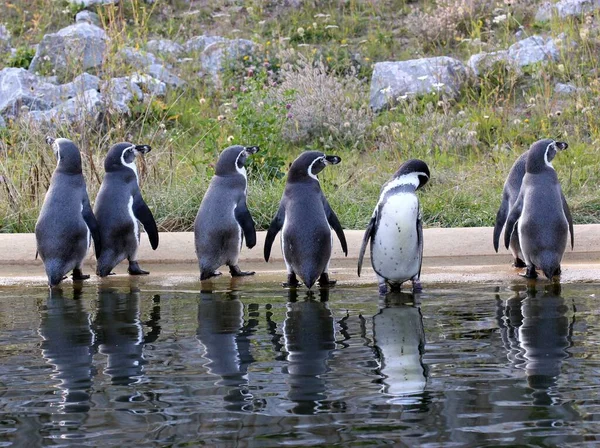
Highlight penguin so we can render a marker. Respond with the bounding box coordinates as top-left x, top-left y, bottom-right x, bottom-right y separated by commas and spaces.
264, 151, 348, 289
503, 139, 574, 279
94, 142, 158, 277
194, 145, 259, 280
35, 137, 101, 287
493, 145, 530, 267
357, 159, 430, 295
